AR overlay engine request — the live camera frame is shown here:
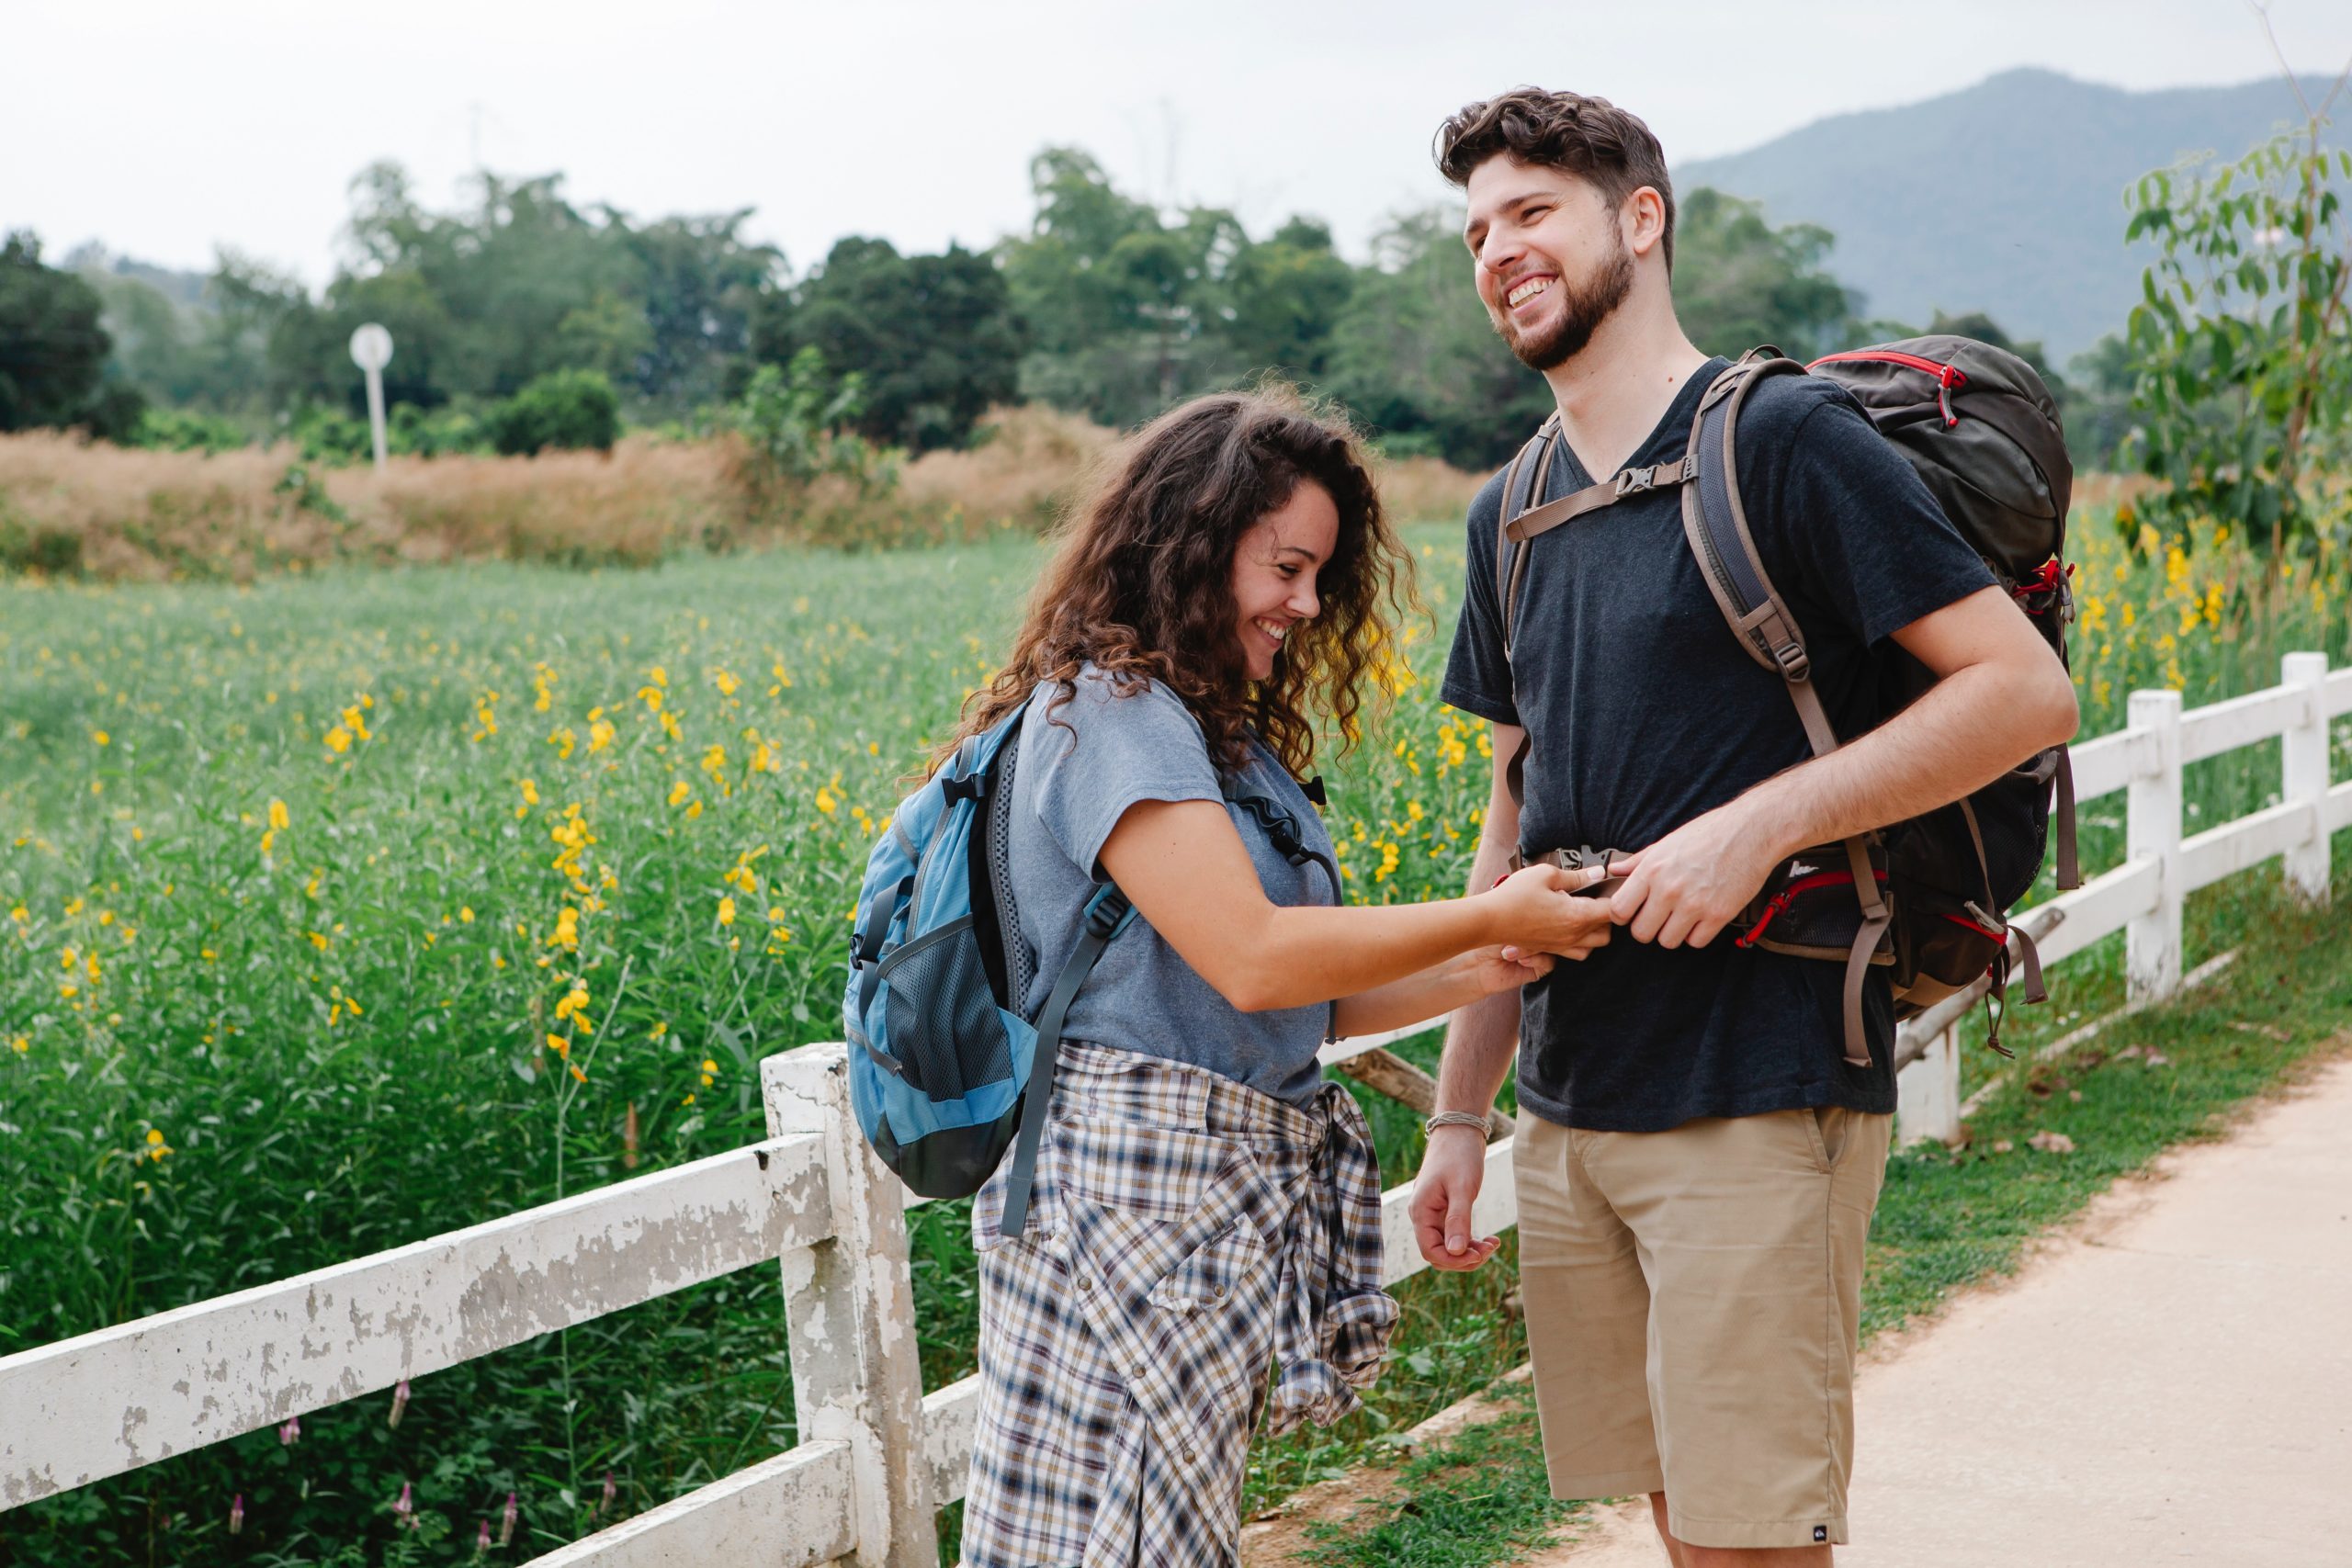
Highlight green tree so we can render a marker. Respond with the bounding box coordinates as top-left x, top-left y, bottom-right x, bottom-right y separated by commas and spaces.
997, 149, 1250, 425
2122, 76, 2352, 561
758, 236, 1023, 451
1323, 208, 1553, 470
0, 231, 140, 436
1672, 188, 1858, 363
1220, 217, 1356, 378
